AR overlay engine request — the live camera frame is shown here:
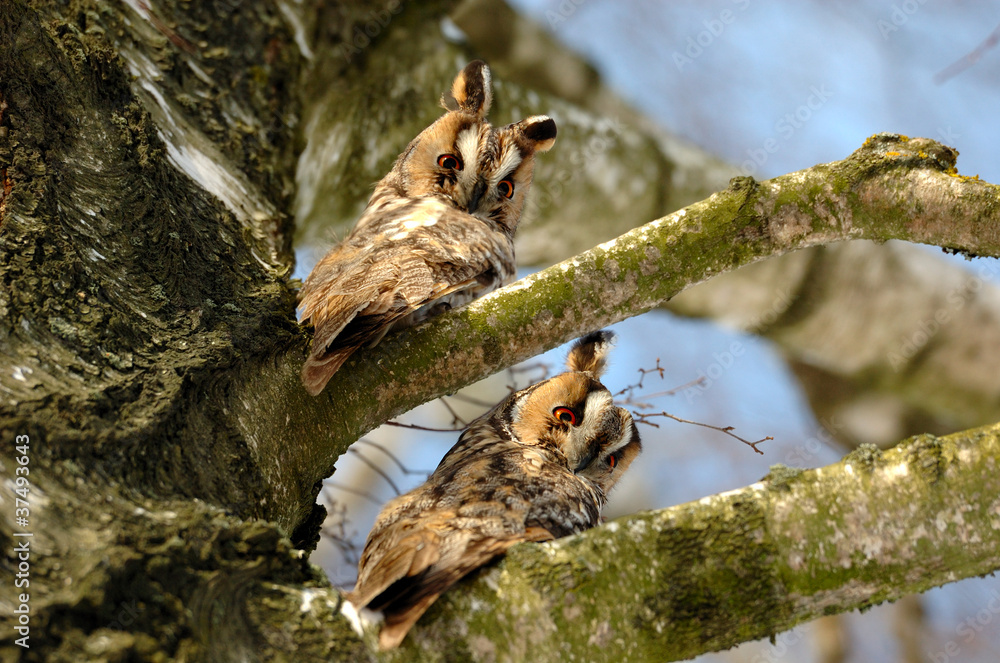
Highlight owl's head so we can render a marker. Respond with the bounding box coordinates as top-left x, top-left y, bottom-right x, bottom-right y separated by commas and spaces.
506, 331, 641, 495
384, 60, 557, 235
